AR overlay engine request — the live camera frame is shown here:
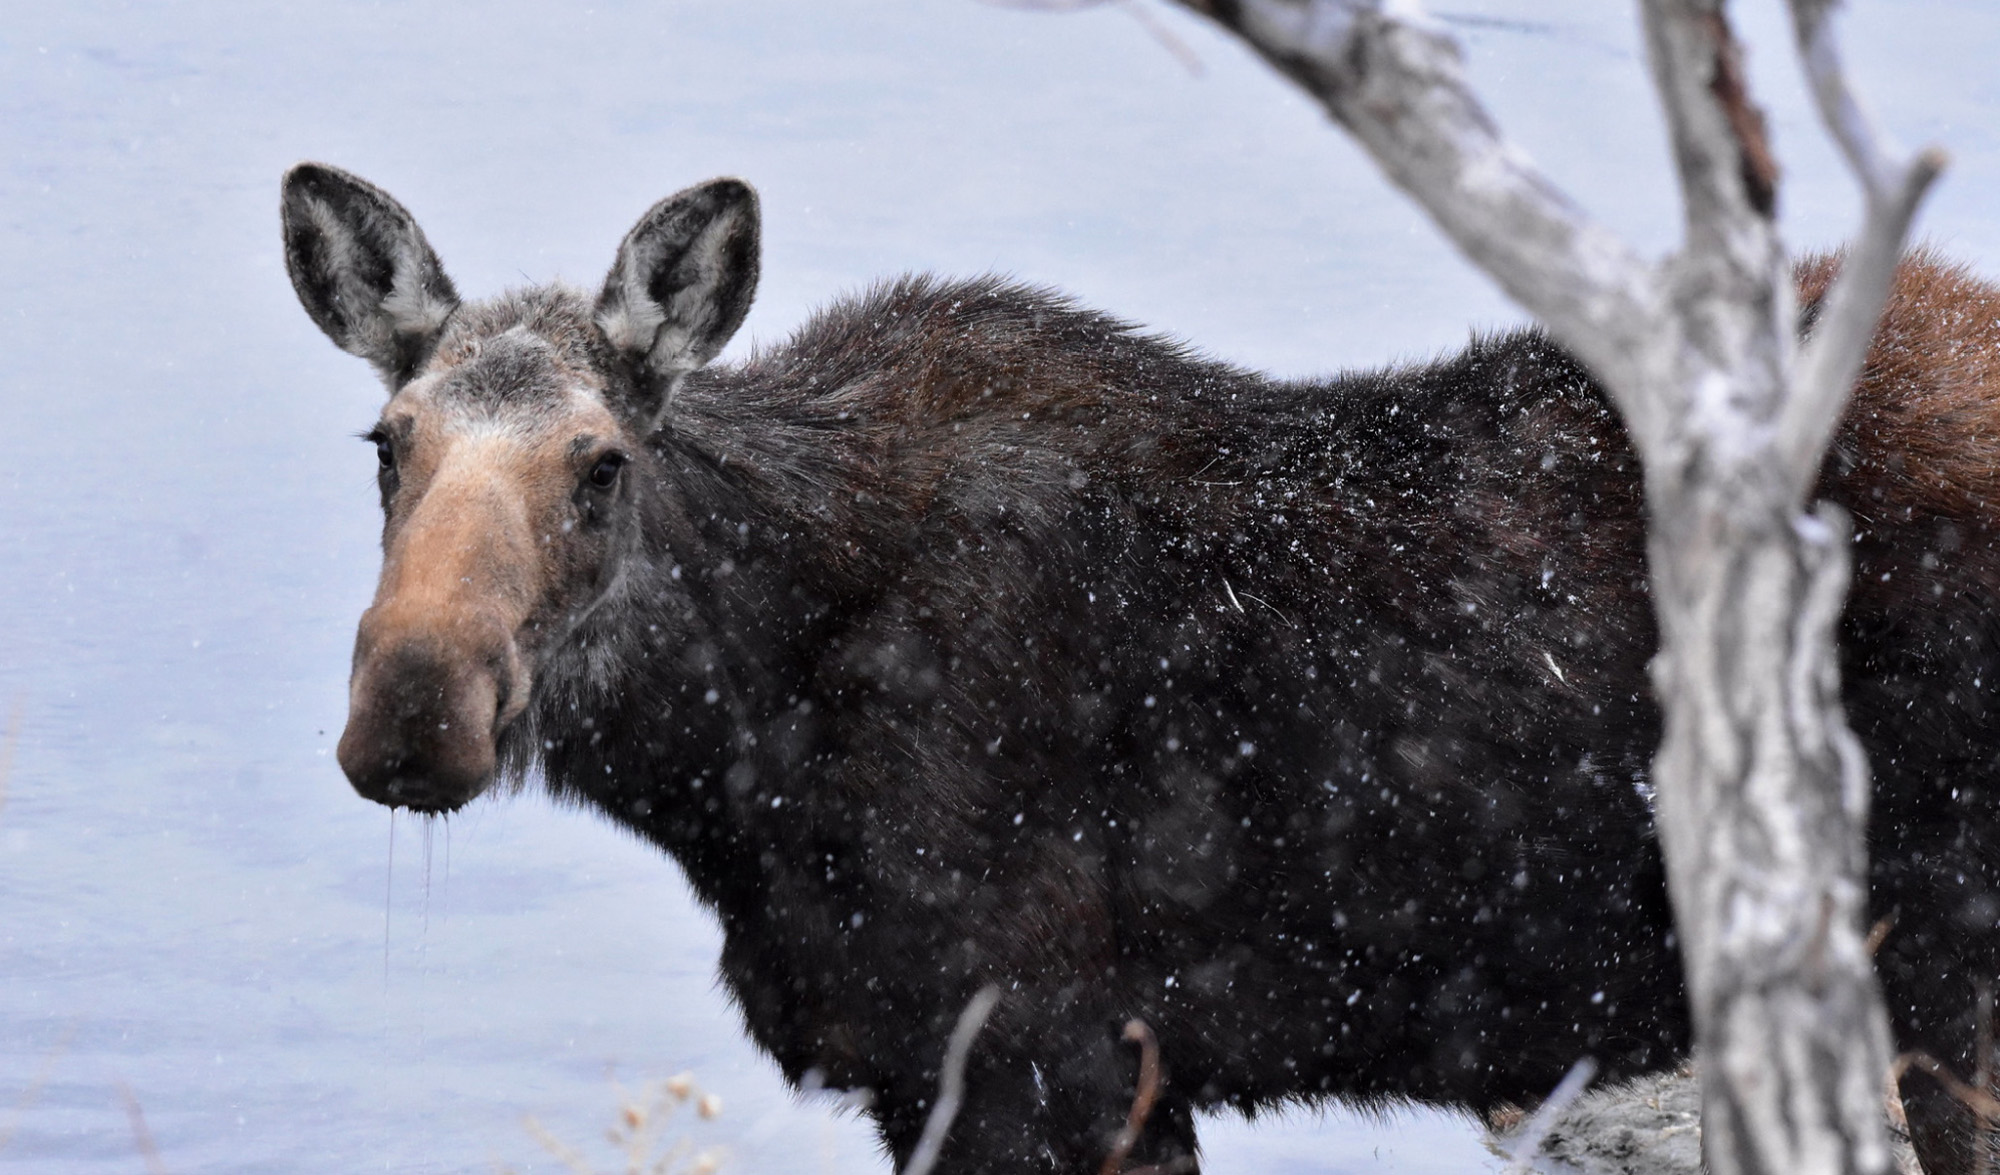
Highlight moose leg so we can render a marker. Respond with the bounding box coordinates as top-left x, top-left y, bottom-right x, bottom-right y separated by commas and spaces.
1900, 1065, 1994, 1175
1882, 955, 1997, 1175
874, 1018, 1200, 1175
1871, 851, 2000, 1175
1021, 1026, 1199, 1175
